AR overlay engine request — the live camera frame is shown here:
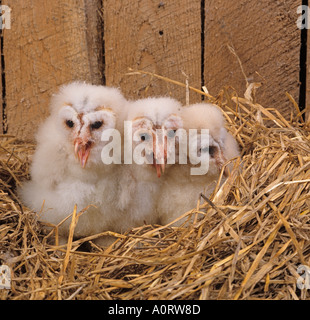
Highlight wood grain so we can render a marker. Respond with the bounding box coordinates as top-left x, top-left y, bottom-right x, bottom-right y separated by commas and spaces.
204, 0, 301, 118
85, 0, 105, 85
306, 17, 310, 123
1, 0, 307, 140
0, 29, 3, 134
3, 0, 103, 141
103, 0, 202, 104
